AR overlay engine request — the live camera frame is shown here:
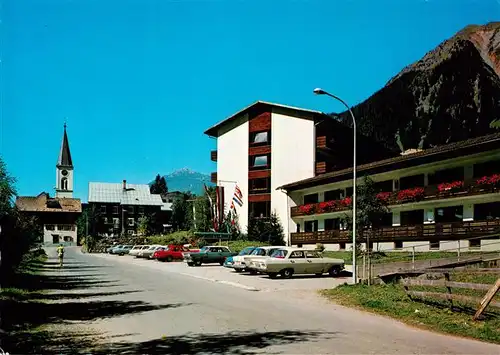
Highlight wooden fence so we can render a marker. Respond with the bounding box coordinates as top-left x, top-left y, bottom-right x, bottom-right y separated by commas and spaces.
400, 269, 500, 320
